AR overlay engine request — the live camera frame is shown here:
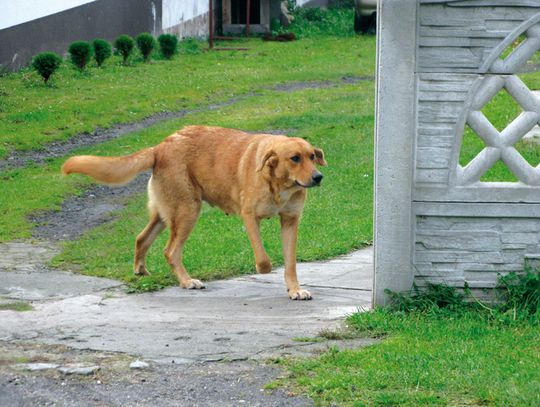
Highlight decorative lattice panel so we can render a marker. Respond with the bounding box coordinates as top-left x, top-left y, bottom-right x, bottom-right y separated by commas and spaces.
456, 23, 540, 186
